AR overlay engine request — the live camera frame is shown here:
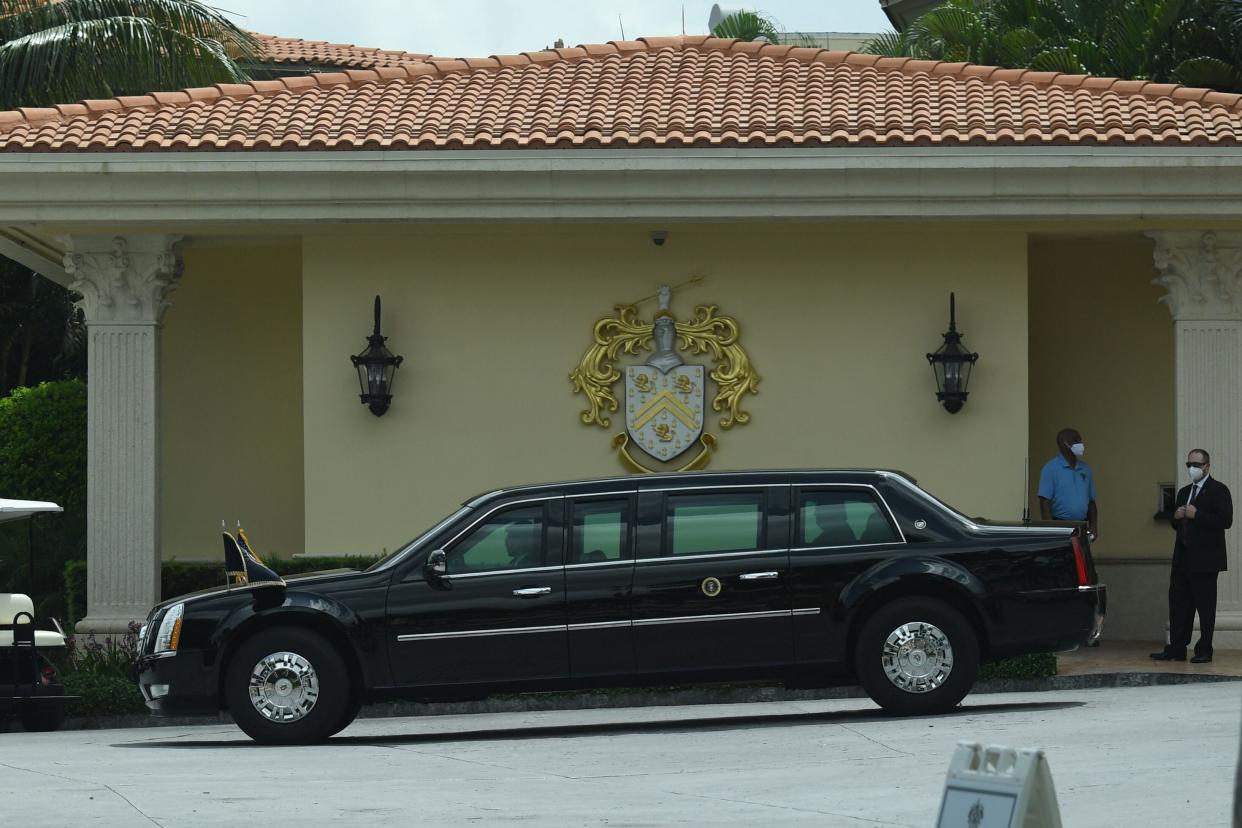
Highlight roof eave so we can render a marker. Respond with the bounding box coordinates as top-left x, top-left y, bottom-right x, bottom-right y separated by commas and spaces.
2, 146, 1242, 230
